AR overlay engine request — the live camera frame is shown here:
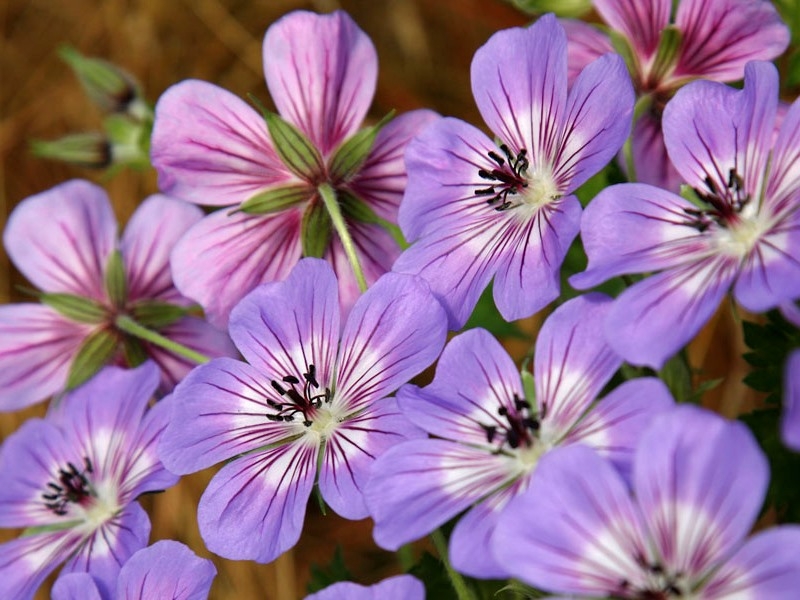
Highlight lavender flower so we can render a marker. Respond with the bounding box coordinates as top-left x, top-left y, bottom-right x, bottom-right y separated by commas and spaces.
782, 349, 800, 451
305, 575, 424, 600
365, 294, 673, 578
572, 61, 800, 368
494, 405, 800, 598
158, 258, 447, 563
51, 540, 216, 600
0, 179, 235, 411
562, 0, 789, 190
391, 14, 633, 329
0, 363, 177, 600
151, 10, 436, 328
